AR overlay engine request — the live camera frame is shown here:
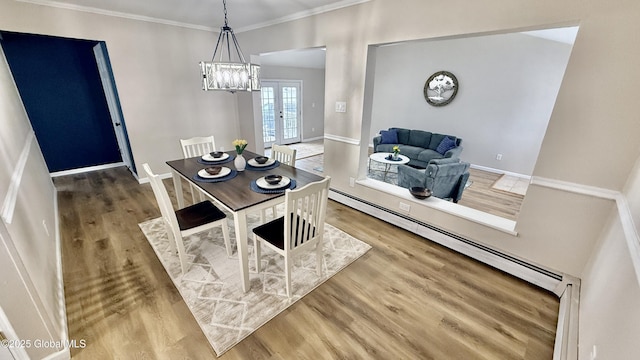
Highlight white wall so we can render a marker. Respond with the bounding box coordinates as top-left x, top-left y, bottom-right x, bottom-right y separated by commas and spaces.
577, 151, 640, 358
369, 32, 573, 175
579, 212, 640, 359
261, 65, 326, 141
0, 45, 66, 359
